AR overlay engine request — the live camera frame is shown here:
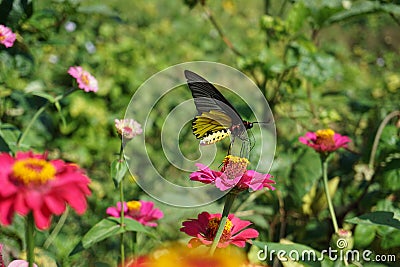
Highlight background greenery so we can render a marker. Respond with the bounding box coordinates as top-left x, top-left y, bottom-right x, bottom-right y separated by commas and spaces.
0, 0, 399, 266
